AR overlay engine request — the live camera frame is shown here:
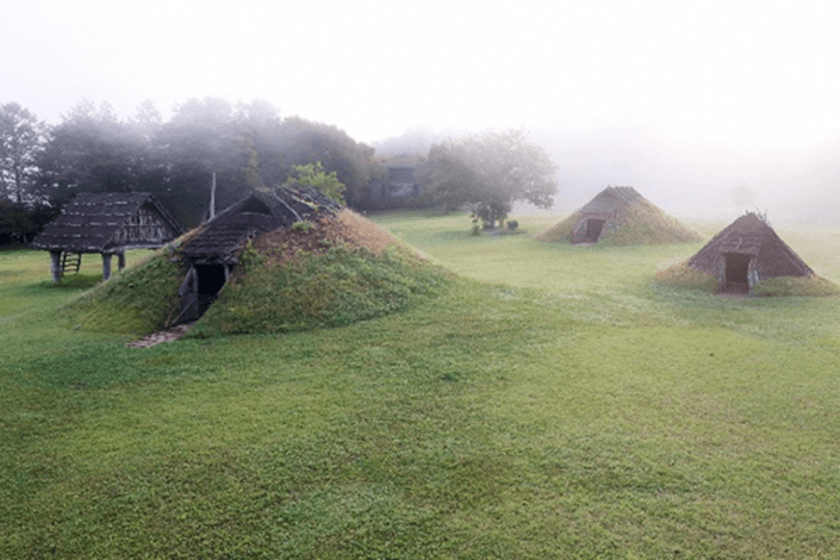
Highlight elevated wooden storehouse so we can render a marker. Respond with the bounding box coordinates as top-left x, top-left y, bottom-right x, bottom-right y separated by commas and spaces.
31, 192, 182, 282
687, 212, 813, 293
178, 188, 342, 322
